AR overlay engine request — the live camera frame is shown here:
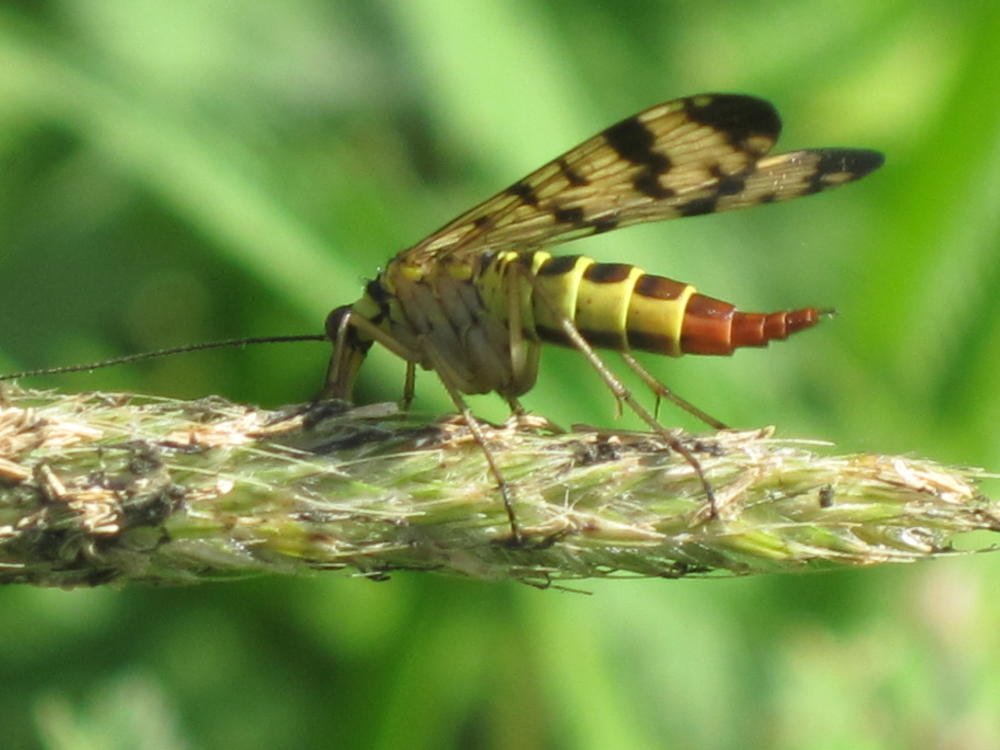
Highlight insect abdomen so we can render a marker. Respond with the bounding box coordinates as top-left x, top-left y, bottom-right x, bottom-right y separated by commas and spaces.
527, 252, 821, 356
676, 291, 820, 355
